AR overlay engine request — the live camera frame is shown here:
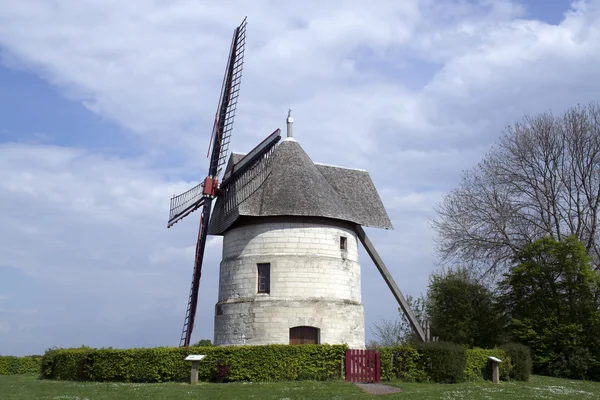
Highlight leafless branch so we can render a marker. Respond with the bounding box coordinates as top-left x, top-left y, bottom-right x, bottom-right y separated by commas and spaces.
432, 102, 600, 277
